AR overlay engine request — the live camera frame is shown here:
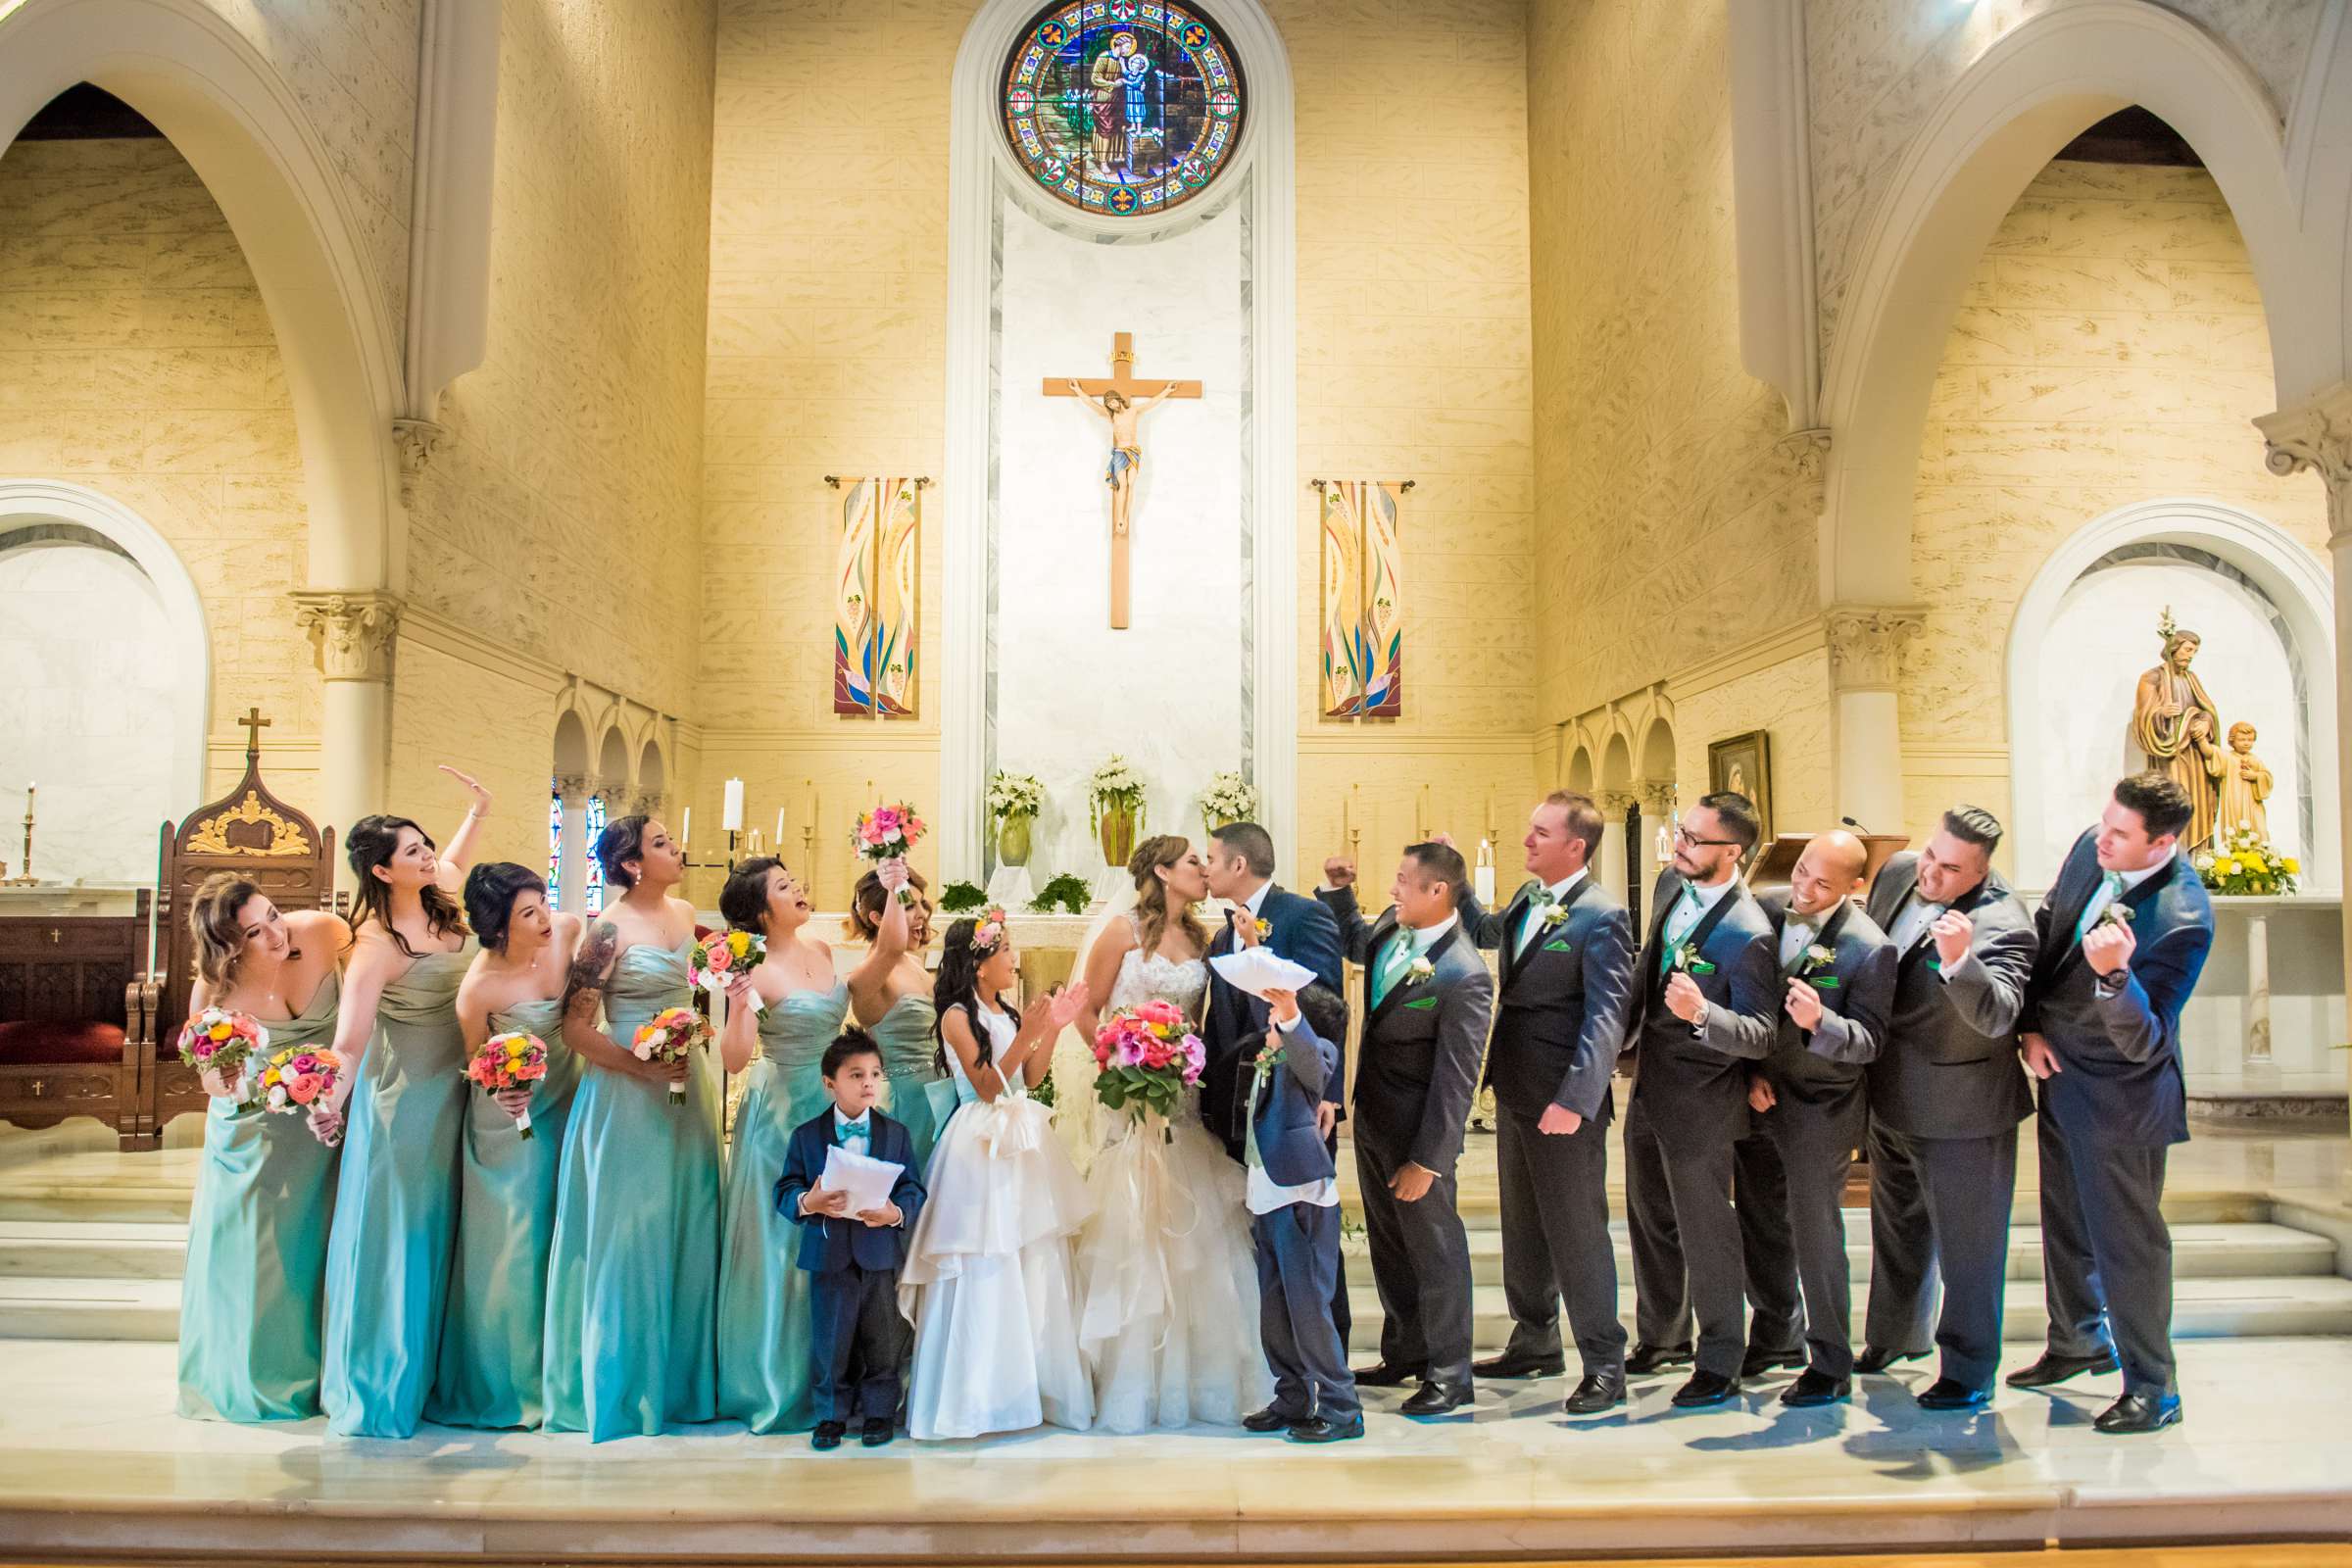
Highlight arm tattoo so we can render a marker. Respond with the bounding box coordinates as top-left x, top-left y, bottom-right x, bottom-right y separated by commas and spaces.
563, 921, 619, 1019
